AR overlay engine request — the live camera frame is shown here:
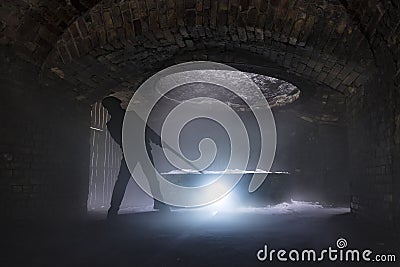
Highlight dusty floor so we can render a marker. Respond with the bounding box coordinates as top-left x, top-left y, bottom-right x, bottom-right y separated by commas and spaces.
2, 202, 399, 267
